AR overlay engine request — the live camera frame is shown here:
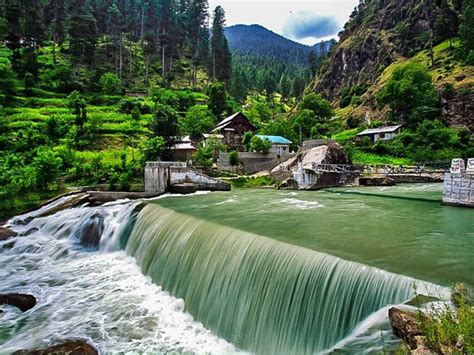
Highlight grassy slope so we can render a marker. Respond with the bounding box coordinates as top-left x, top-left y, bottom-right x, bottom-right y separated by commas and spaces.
330, 39, 472, 165
336, 39, 474, 123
